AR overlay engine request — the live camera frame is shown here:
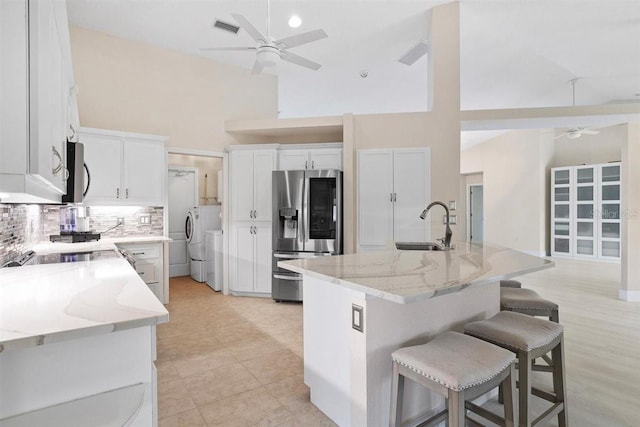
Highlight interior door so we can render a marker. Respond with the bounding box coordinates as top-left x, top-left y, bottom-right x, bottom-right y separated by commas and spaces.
469, 185, 484, 242
357, 150, 394, 249
168, 168, 196, 277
